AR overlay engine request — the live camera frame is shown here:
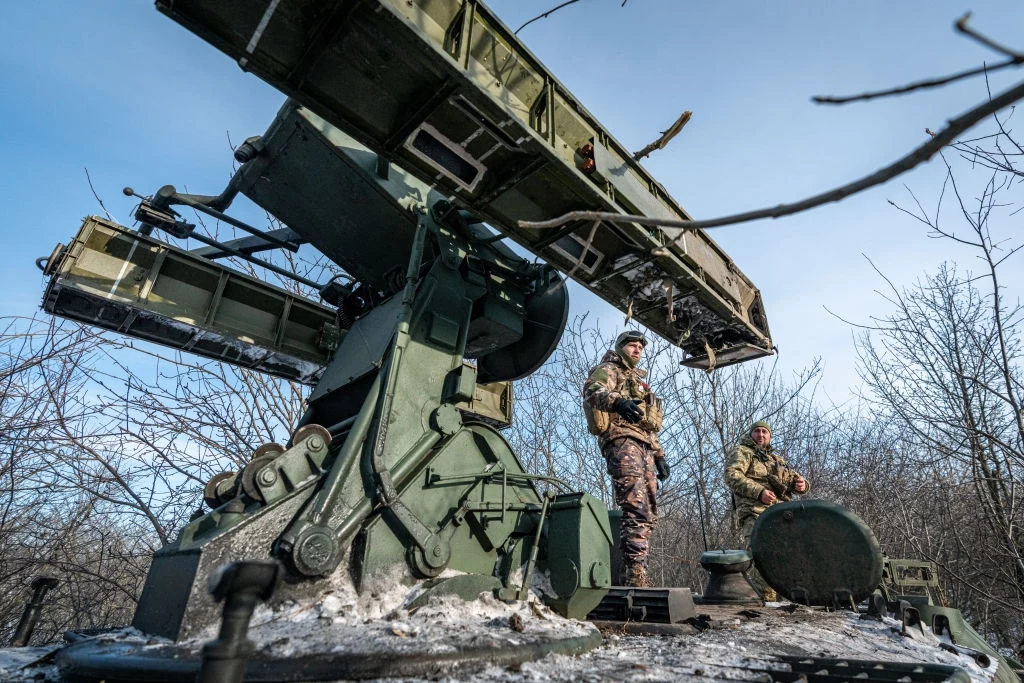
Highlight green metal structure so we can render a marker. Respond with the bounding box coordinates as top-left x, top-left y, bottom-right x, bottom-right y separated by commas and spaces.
42, 216, 337, 385
154, 0, 773, 370
123, 139, 613, 638
36, 0, 772, 678
43, 215, 514, 425
879, 558, 1024, 683
752, 501, 1023, 683
44, 97, 618, 648
26, 2, 1023, 681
